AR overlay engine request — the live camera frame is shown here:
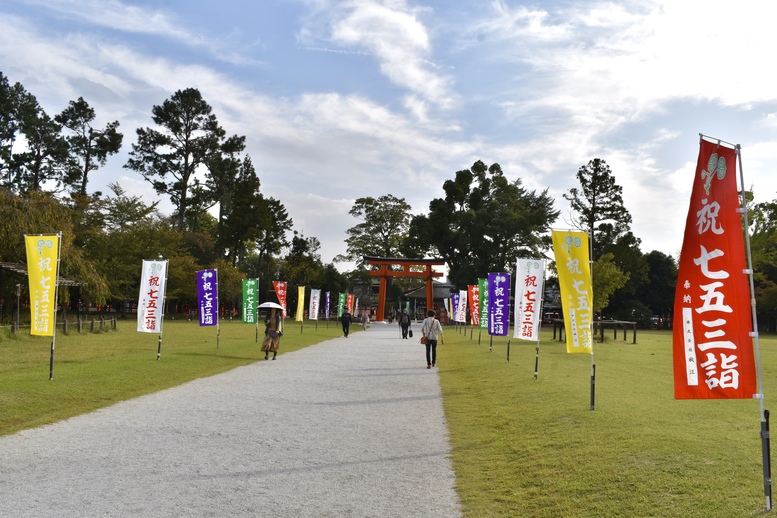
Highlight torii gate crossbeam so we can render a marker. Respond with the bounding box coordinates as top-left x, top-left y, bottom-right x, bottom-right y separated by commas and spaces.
365, 256, 445, 322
